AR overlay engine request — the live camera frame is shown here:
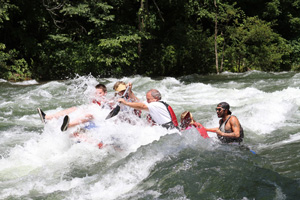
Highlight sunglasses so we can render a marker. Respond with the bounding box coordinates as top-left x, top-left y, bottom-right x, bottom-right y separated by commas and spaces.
215, 108, 224, 112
